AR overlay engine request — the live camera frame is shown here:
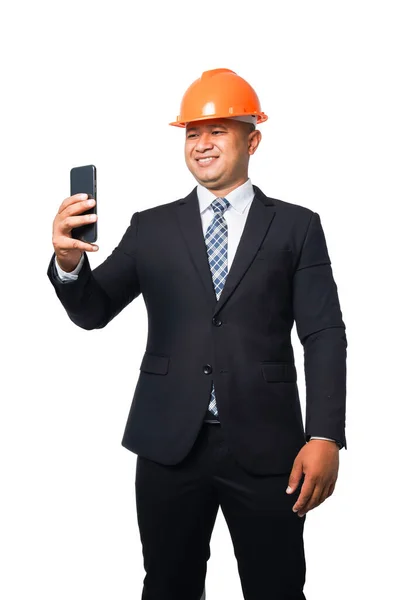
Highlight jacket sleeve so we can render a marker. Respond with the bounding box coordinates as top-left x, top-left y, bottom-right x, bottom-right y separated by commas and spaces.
47, 211, 141, 330
292, 212, 347, 449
